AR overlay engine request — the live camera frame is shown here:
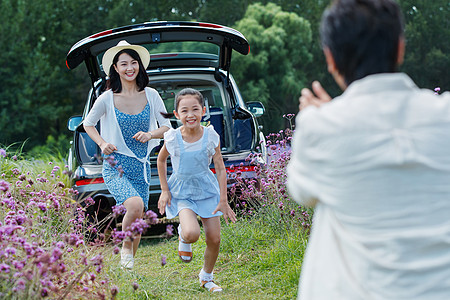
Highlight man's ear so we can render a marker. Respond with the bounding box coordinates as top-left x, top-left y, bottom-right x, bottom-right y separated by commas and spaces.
173, 110, 180, 119
323, 47, 347, 90
202, 106, 206, 116
397, 37, 405, 66
323, 47, 337, 74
